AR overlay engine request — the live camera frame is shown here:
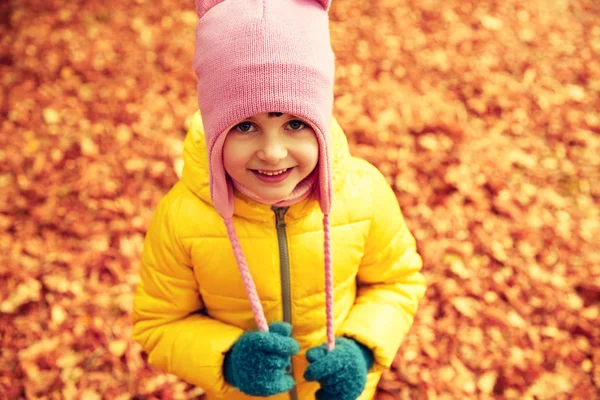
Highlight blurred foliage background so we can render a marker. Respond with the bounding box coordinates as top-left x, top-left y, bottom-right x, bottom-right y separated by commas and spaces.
1, 0, 599, 399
